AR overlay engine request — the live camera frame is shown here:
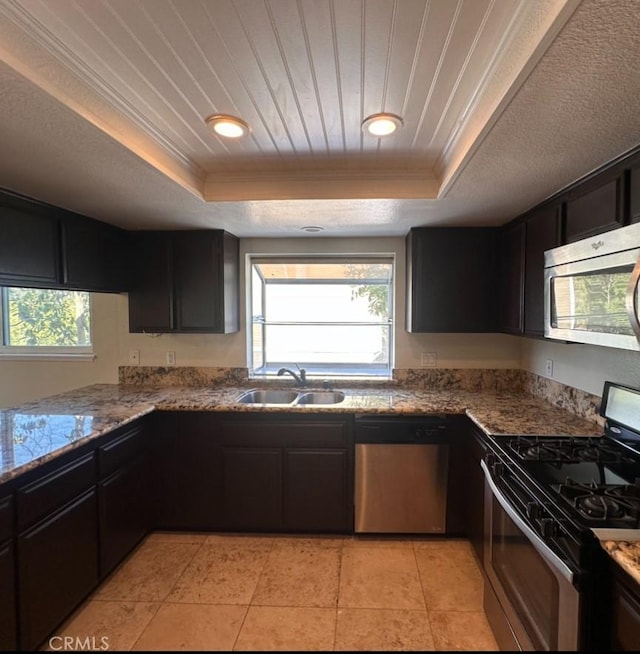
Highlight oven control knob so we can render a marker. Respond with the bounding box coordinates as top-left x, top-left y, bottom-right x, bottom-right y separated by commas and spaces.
491, 460, 504, 476
539, 518, 557, 538
526, 502, 540, 520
